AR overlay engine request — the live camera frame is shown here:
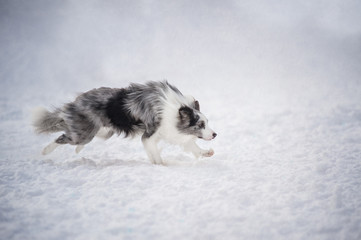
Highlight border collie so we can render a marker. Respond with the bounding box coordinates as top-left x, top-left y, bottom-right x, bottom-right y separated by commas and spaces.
32, 81, 217, 164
